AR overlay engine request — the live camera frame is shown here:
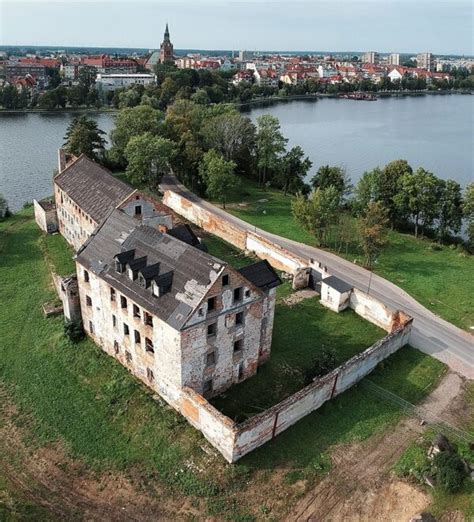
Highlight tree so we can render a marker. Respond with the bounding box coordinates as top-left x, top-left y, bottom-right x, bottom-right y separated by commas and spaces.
46, 67, 61, 89
0, 194, 10, 220
110, 105, 165, 165
1, 85, 20, 109
63, 116, 106, 159
378, 159, 412, 225
310, 165, 351, 202
436, 179, 463, 239
274, 146, 312, 195
255, 114, 287, 185
292, 186, 340, 246
394, 168, 439, 237
202, 112, 256, 172
198, 150, 239, 208
38, 86, 67, 110
463, 183, 474, 252
303, 348, 338, 385
359, 202, 389, 268
353, 168, 381, 214
124, 133, 175, 187
191, 88, 210, 105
